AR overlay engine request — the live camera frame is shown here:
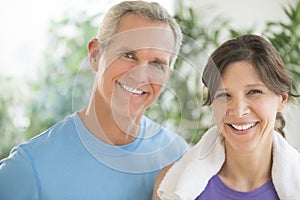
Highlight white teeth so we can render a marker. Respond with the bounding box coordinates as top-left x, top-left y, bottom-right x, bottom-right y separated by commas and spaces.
231, 122, 256, 131
120, 83, 143, 95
